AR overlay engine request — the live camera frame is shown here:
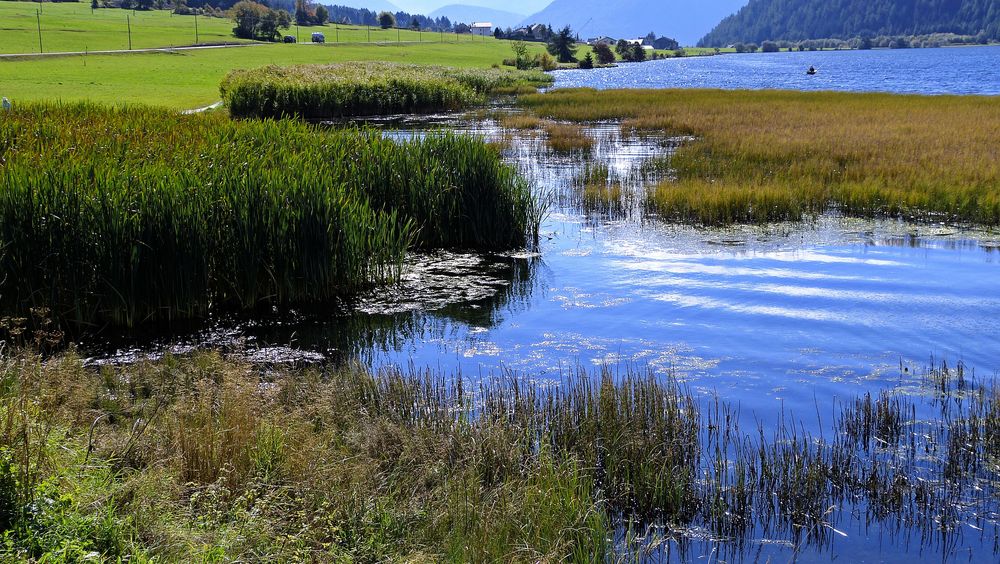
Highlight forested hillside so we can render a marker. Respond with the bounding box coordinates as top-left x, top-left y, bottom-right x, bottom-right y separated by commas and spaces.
700, 0, 1000, 46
